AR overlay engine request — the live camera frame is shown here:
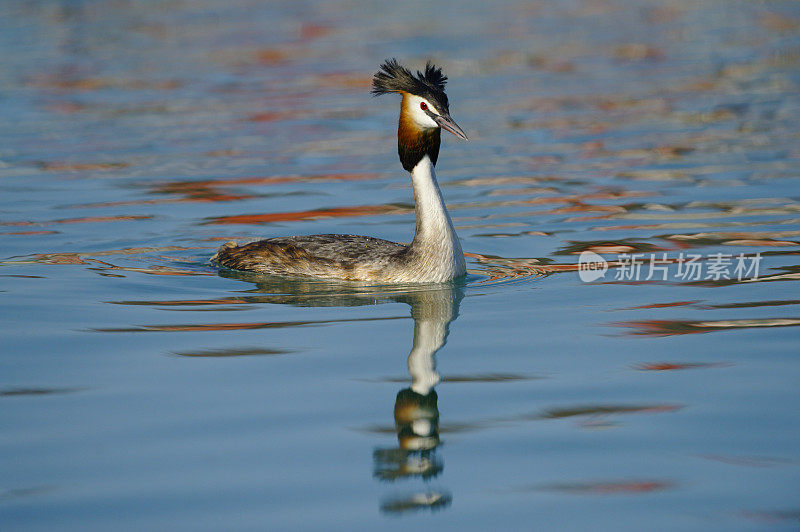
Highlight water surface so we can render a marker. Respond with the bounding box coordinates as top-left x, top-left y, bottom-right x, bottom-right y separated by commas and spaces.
1, 1, 799, 530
